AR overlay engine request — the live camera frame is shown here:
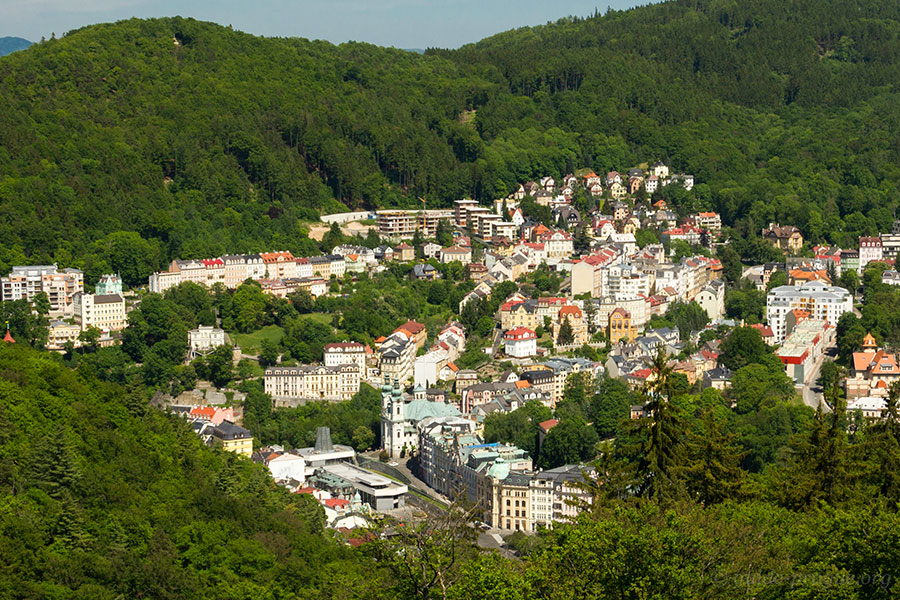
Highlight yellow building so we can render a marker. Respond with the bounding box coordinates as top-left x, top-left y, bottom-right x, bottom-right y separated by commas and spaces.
607, 307, 637, 344
211, 421, 254, 456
